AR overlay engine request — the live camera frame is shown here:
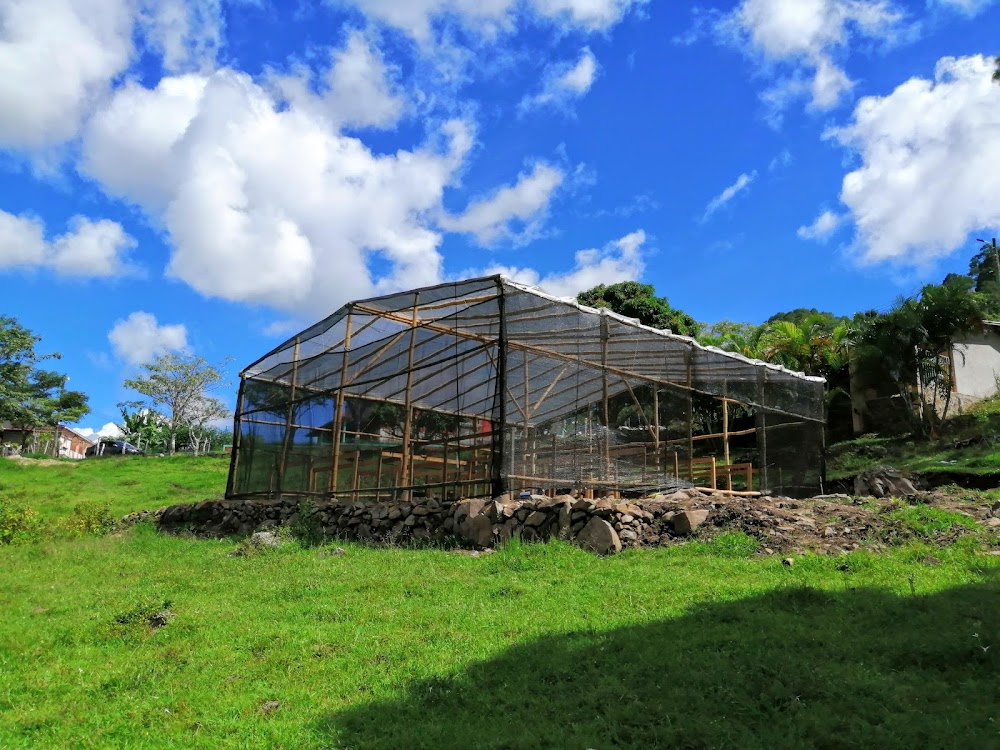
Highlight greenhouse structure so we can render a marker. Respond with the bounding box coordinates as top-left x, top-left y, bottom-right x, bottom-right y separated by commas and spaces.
226, 276, 826, 501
